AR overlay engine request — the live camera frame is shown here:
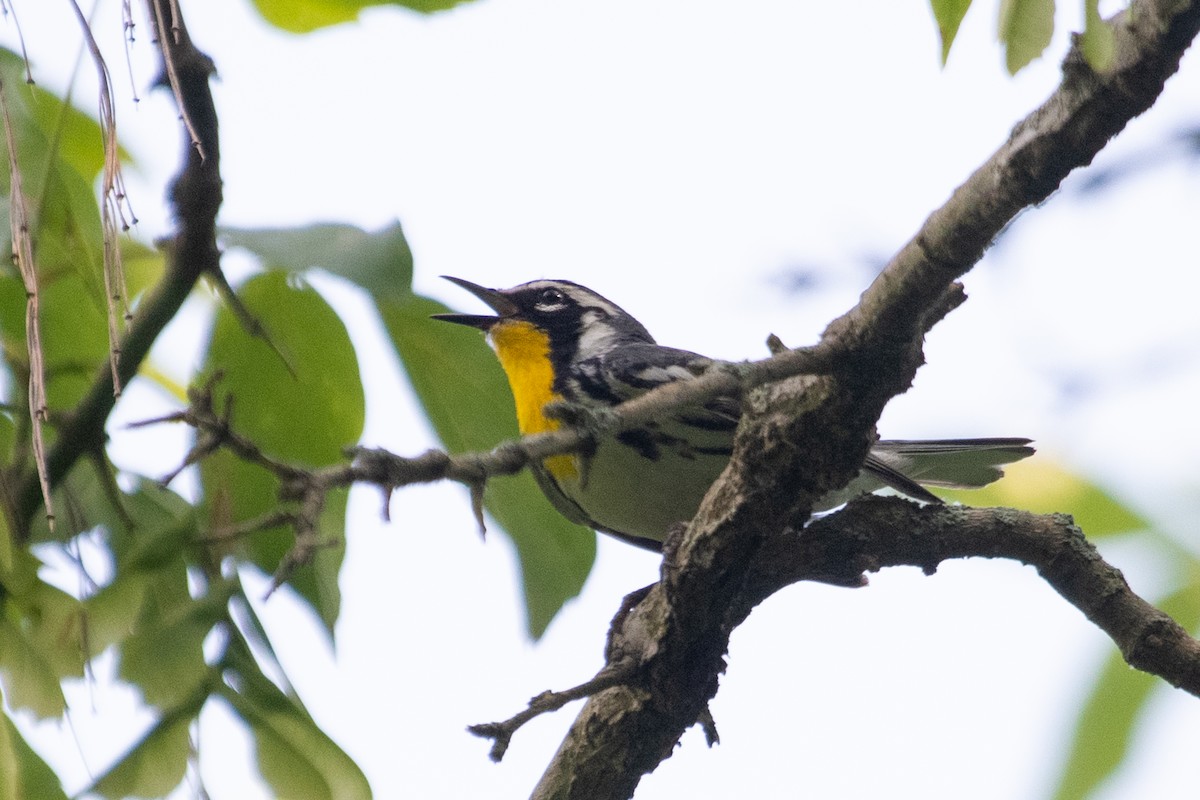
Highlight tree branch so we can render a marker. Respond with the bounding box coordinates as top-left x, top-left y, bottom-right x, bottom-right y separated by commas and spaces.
752, 497, 1200, 695
529, 3, 1200, 798
142, 345, 839, 590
